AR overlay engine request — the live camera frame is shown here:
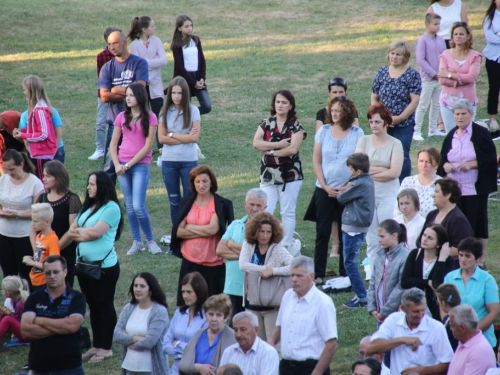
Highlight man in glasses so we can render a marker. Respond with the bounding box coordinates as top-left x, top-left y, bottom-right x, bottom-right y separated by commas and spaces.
21, 256, 87, 375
